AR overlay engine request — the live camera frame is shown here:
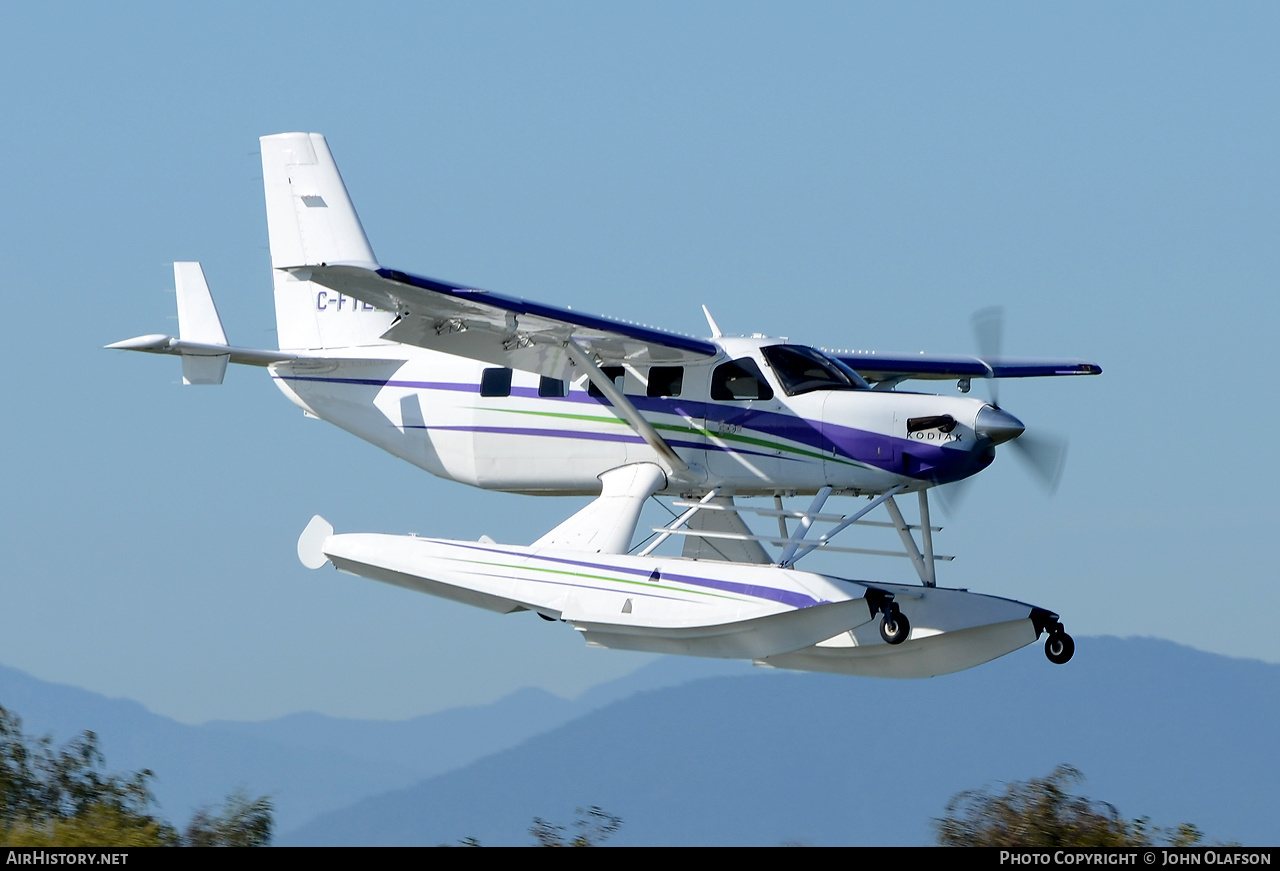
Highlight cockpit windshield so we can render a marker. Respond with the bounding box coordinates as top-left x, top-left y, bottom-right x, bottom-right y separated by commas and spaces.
761, 345, 869, 395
